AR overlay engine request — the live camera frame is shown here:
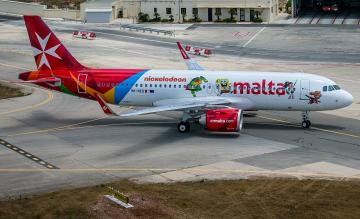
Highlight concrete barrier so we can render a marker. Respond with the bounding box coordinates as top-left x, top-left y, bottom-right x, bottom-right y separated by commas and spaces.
0, 0, 80, 20
0, 0, 45, 16
44, 9, 80, 20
